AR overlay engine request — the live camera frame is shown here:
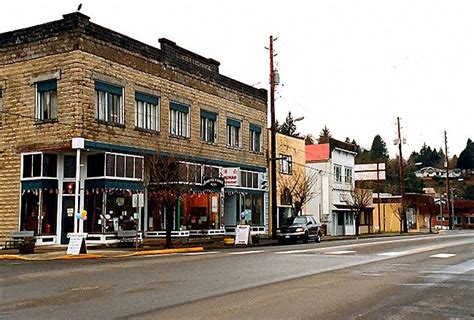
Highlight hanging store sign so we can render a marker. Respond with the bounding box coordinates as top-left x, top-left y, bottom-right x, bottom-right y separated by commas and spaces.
221, 167, 240, 186
203, 177, 225, 188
